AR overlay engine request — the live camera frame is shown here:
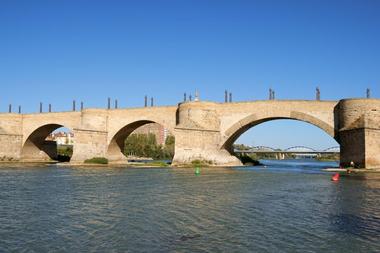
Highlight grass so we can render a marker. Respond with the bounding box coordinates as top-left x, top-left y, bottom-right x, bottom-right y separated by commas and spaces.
191, 159, 213, 167
0, 156, 17, 162
84, 157, 109, 164
136, 161, 169, 167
